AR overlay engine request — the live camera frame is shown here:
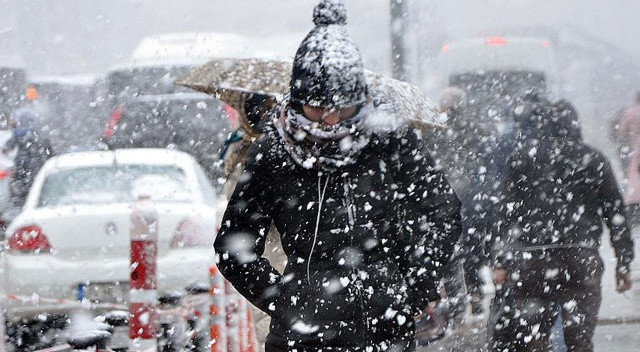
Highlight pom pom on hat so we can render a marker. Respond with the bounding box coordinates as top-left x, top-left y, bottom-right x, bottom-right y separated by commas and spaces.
313, 0, 347, 26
